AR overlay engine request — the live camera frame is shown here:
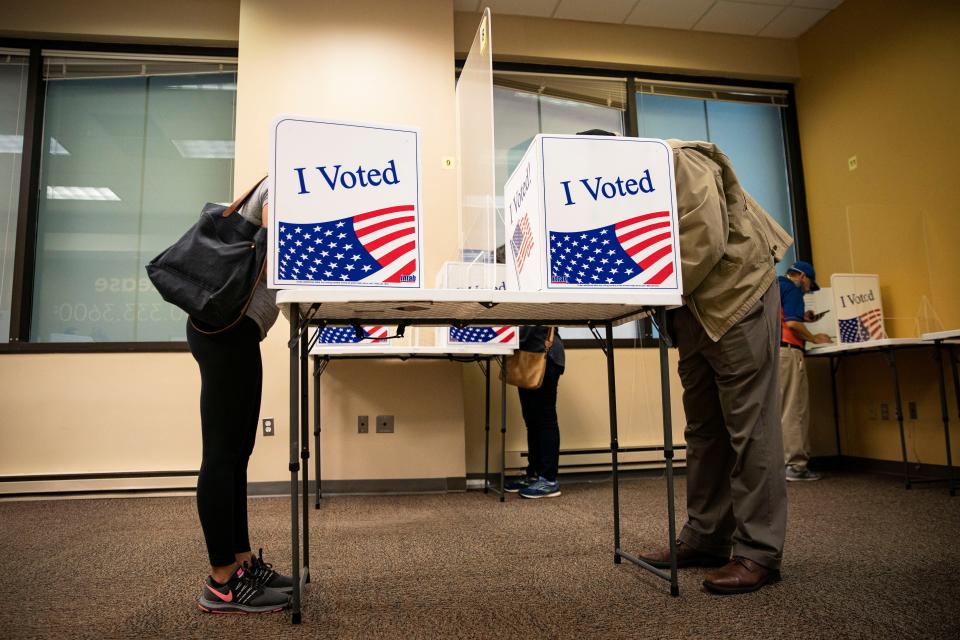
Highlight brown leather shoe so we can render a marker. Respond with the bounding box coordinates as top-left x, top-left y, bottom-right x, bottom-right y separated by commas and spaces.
703, 556, 781, 594
639, 541, 729, 569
